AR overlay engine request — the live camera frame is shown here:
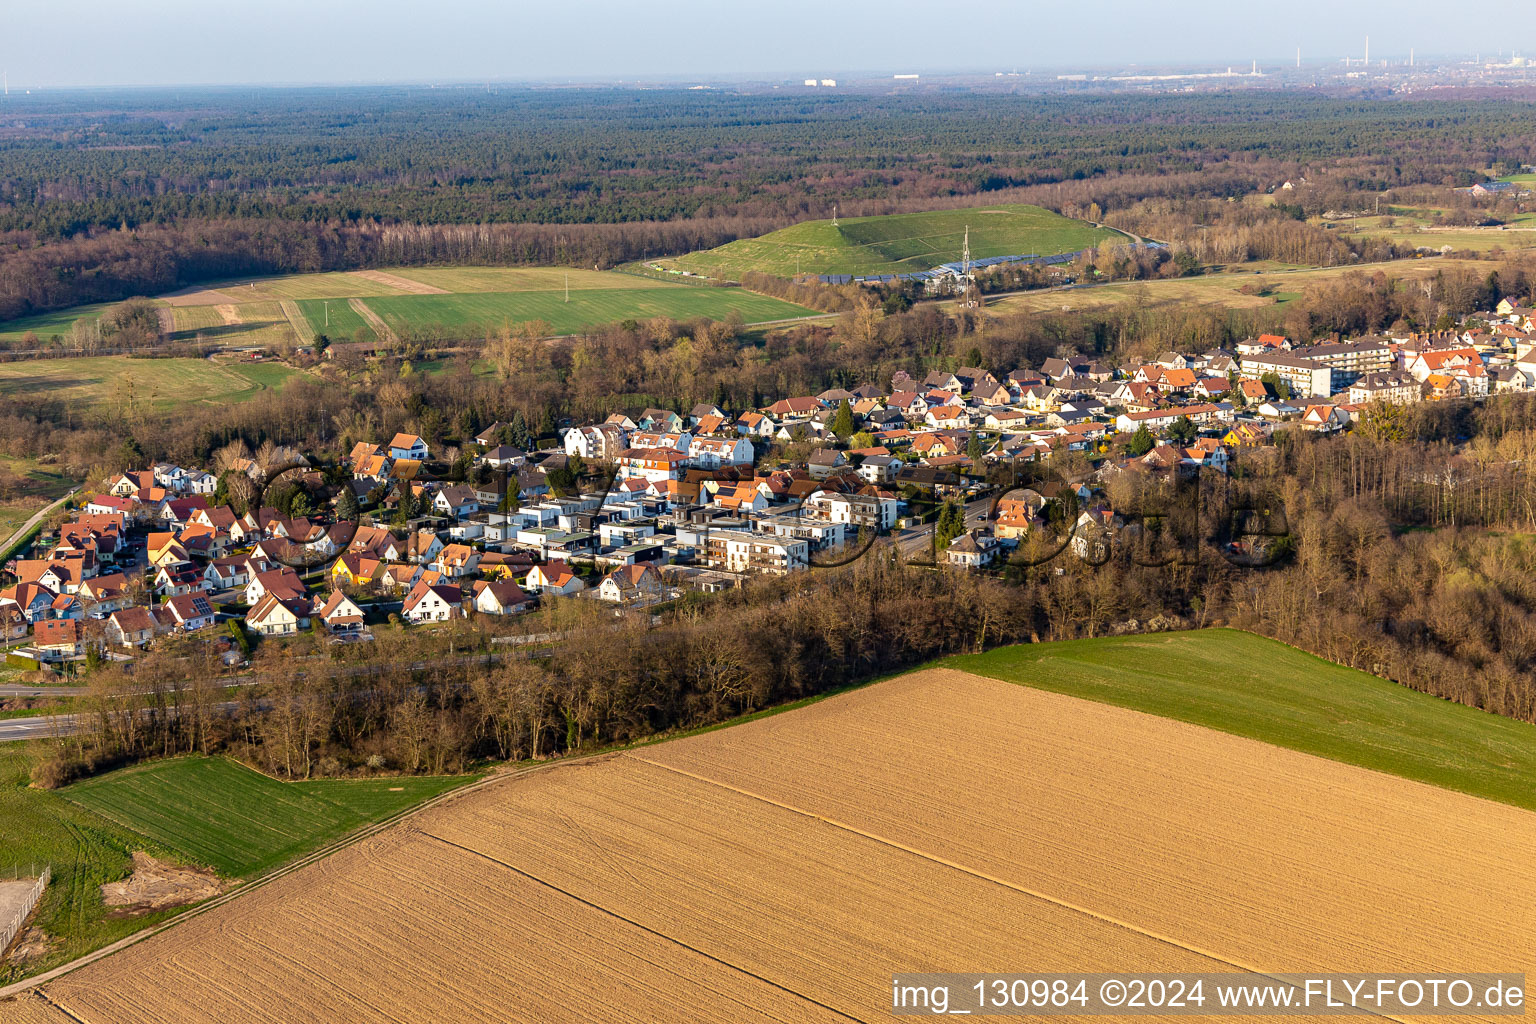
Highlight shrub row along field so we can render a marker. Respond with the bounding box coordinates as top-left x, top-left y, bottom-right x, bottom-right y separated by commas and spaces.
669, 203, 1121, 279
64, 756, 473, 878
16, 633, 1534, 1022
0, 305, 112, 348
0, 751, 473, 983
0, 357, 298, 413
